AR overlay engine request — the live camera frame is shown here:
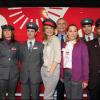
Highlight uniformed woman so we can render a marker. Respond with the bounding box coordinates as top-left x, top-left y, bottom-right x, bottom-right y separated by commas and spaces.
0, 25, 20, 100
41, 19, 61, 99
